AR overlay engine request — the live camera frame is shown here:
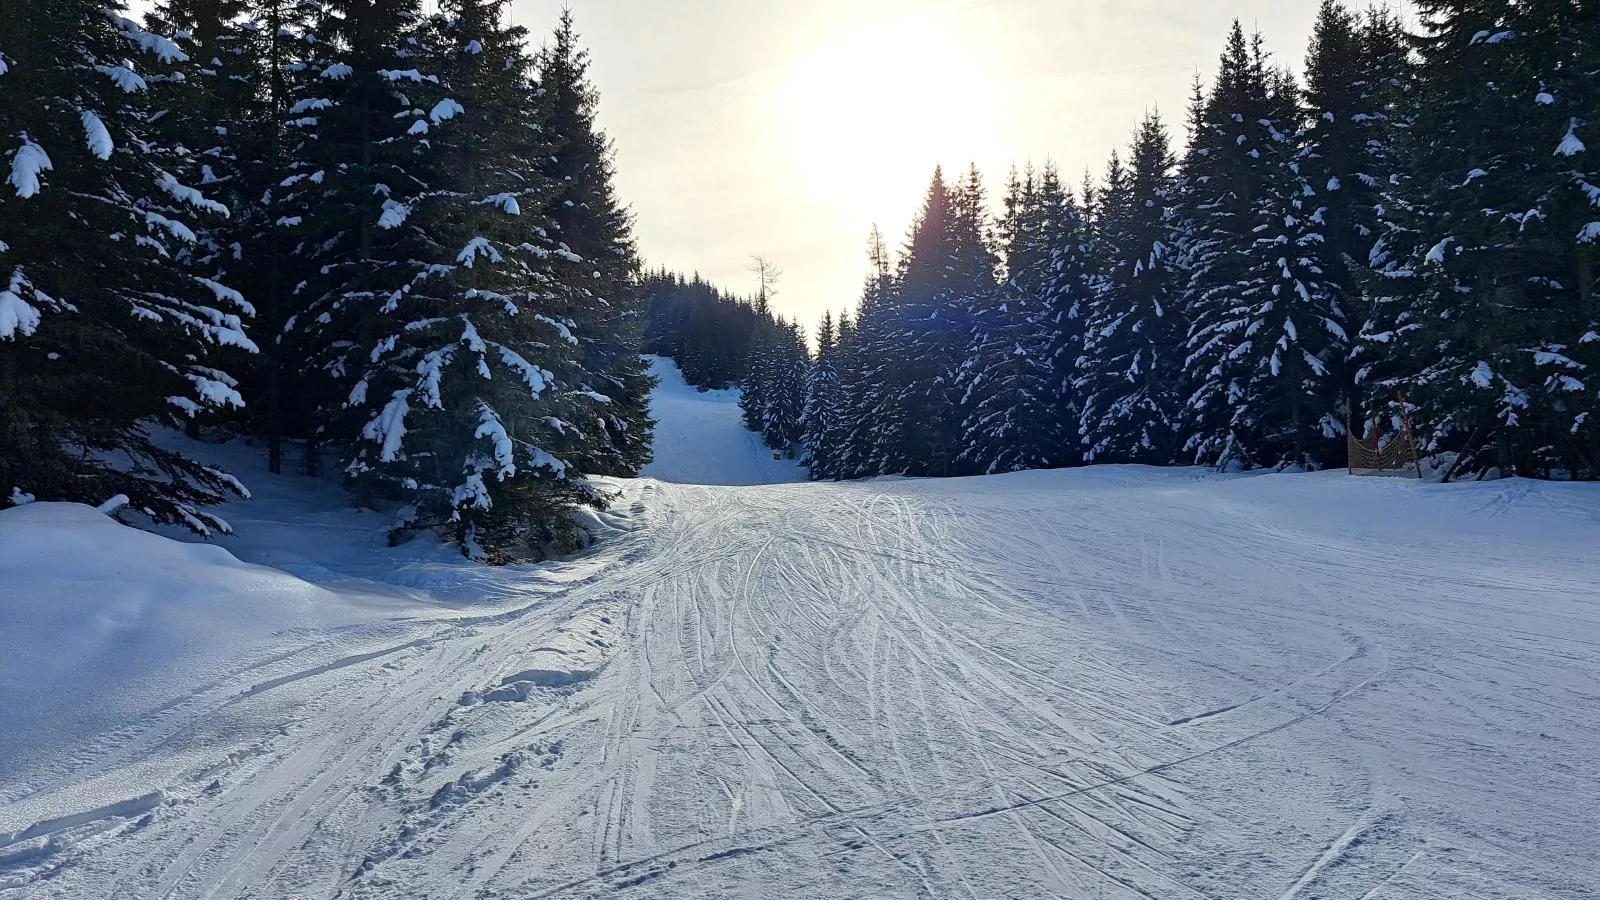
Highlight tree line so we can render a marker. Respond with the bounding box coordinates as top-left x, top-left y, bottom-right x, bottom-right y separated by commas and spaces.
729, 1, 1598, 482
643, 269, 768, 390
0, 0, 651, 561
